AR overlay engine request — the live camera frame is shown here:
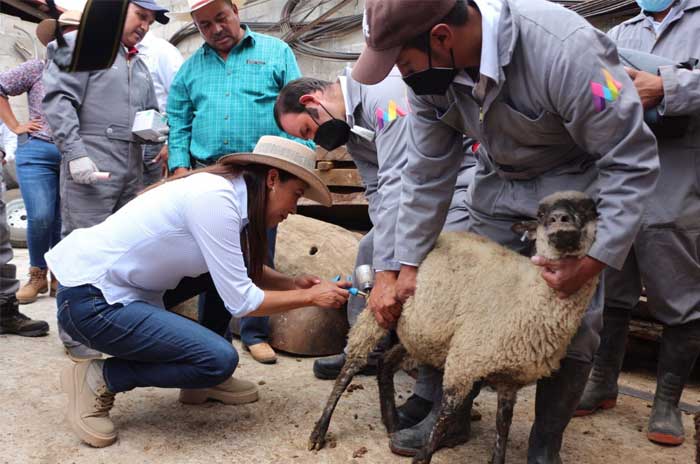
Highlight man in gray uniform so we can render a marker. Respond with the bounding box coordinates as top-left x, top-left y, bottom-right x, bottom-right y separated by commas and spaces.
0, 156, 49, 337
274, 68, 476, 429
354, 0, 659, 461
575, 0, 700, 447
42, 0, 166, 360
